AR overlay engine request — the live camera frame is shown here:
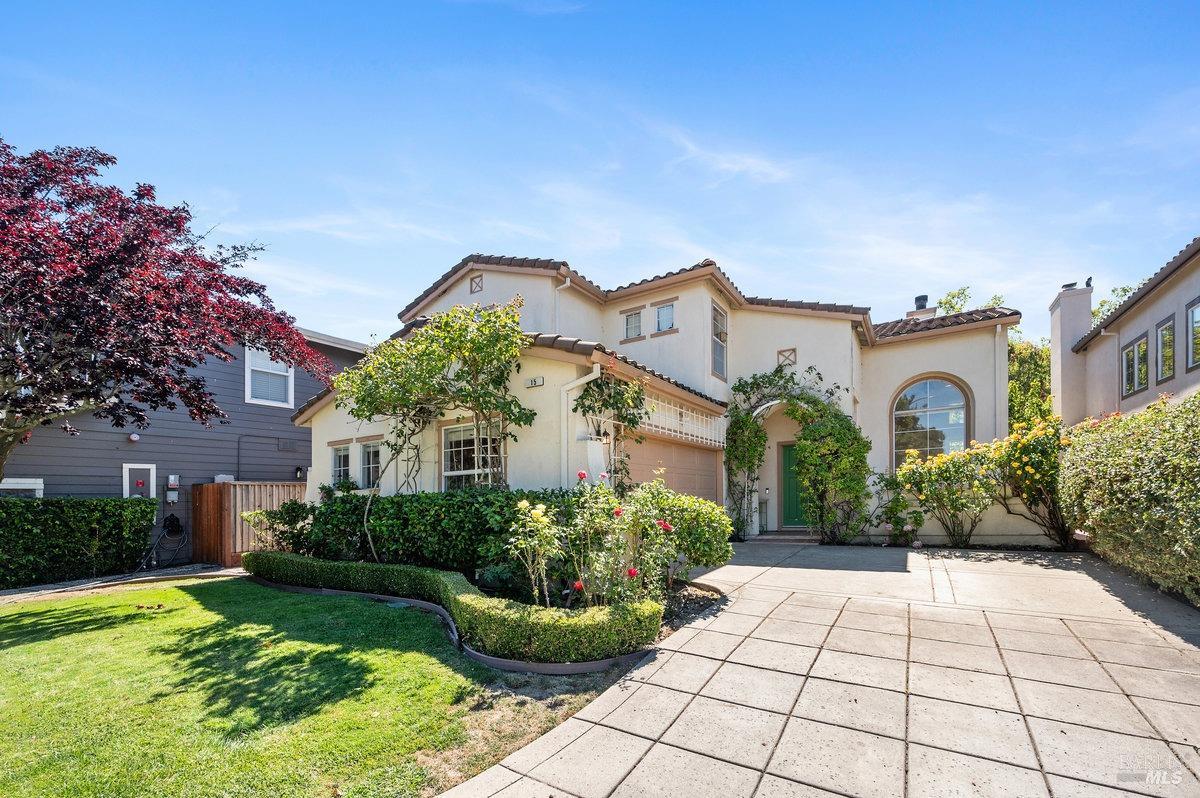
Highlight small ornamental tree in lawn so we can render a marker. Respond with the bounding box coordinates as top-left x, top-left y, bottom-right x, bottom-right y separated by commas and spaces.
0, 139, 329, 478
